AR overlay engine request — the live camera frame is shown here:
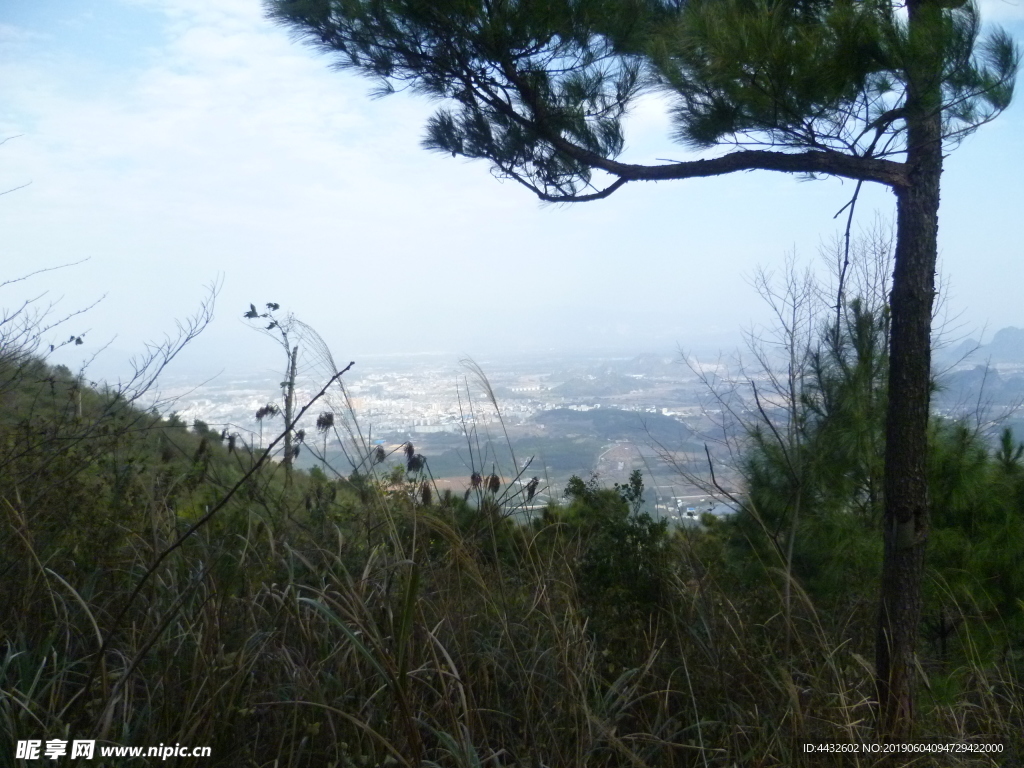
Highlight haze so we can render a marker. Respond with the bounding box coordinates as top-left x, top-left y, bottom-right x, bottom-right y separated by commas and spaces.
1, 0, 1022, 382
